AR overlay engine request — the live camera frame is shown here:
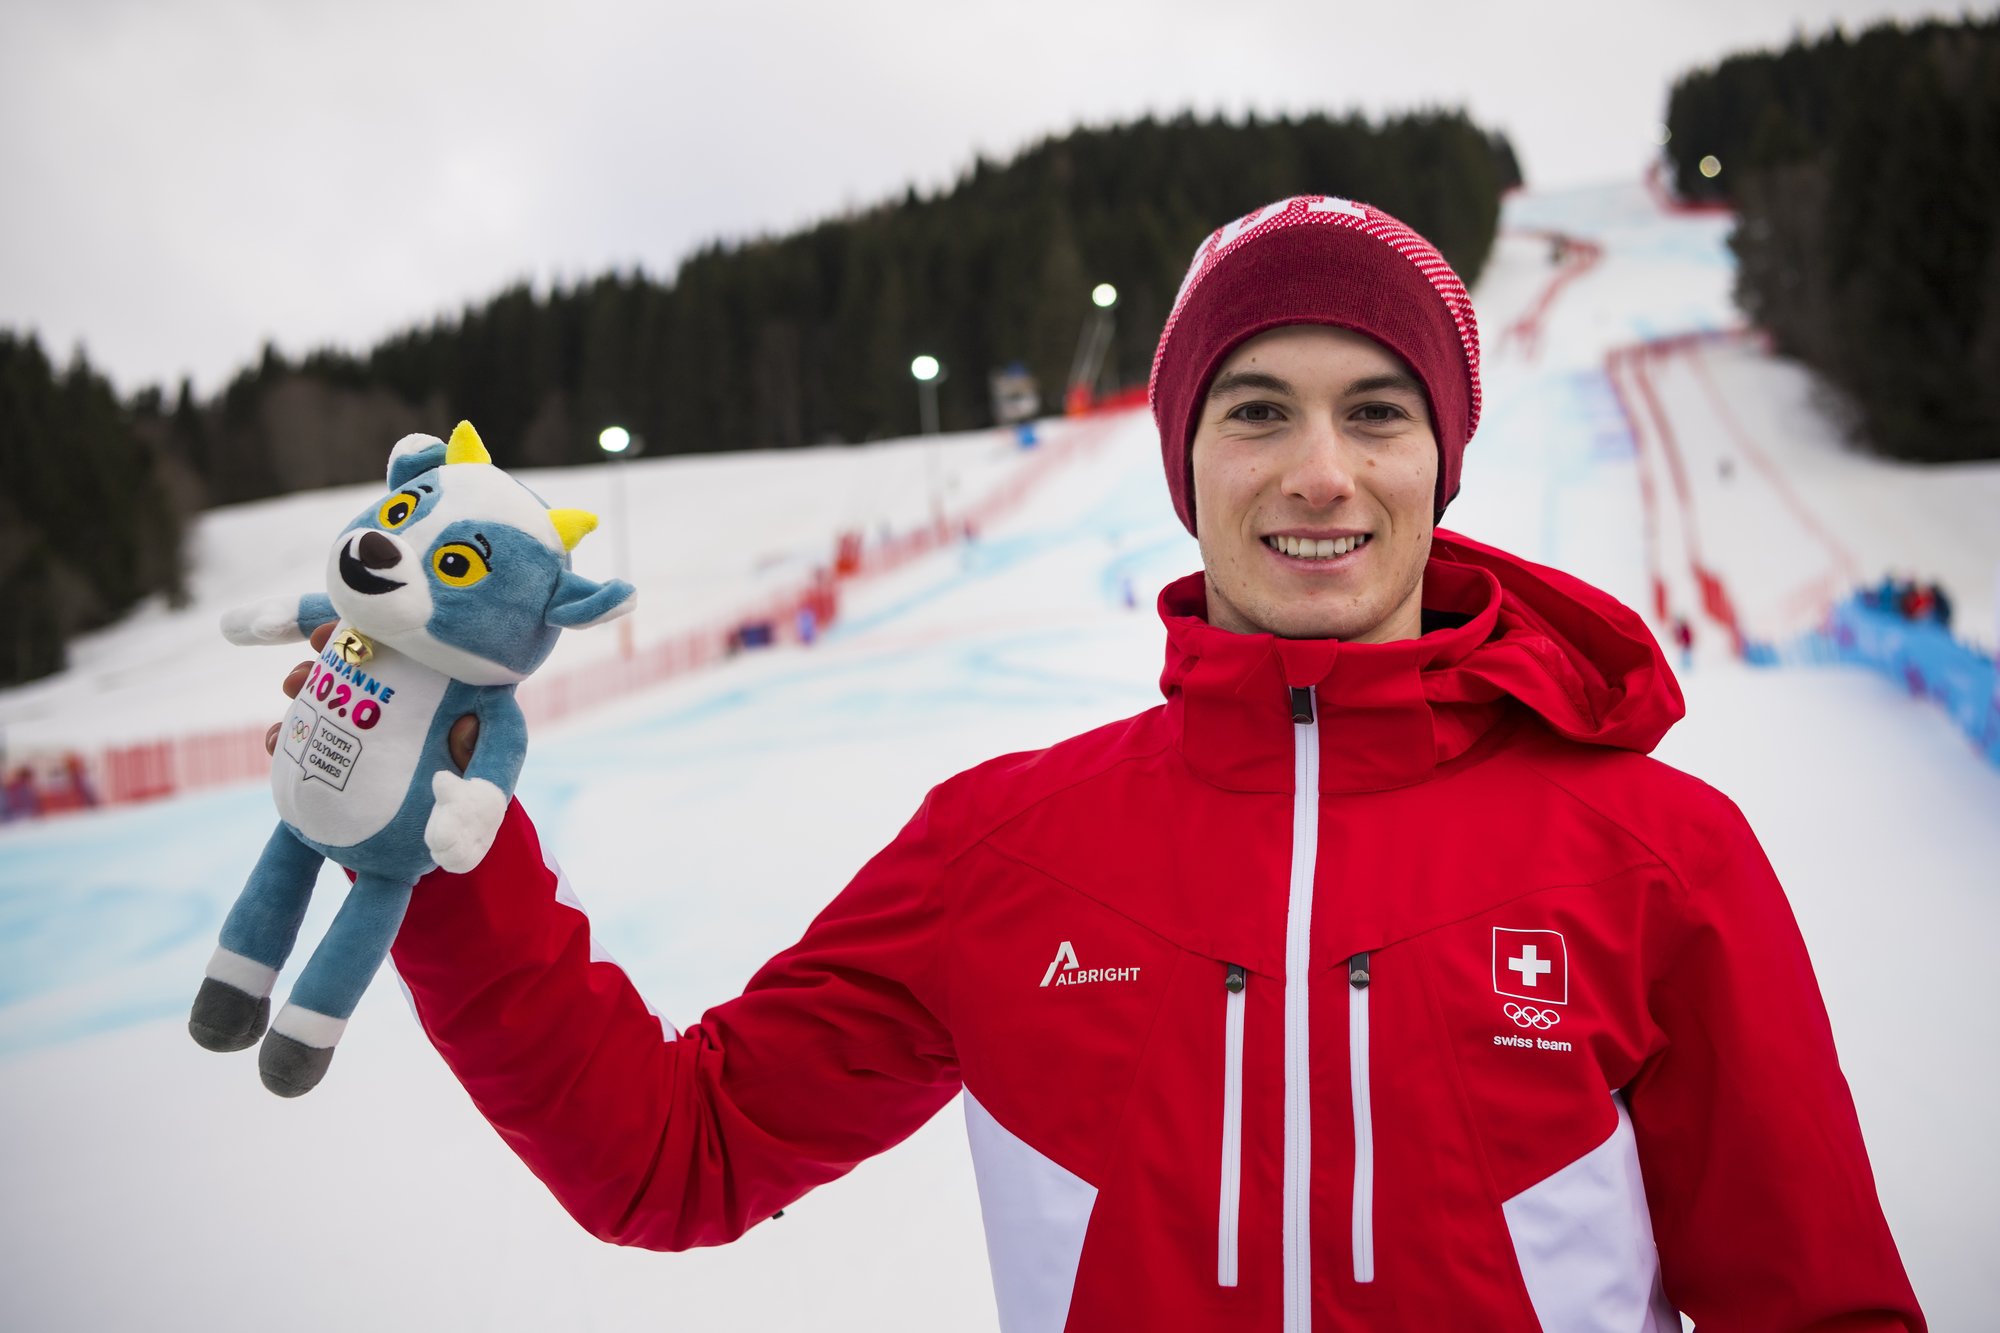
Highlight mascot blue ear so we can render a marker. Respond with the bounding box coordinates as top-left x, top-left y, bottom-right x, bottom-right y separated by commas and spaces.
546, 571, 637, 629
387, 434, 449, 489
